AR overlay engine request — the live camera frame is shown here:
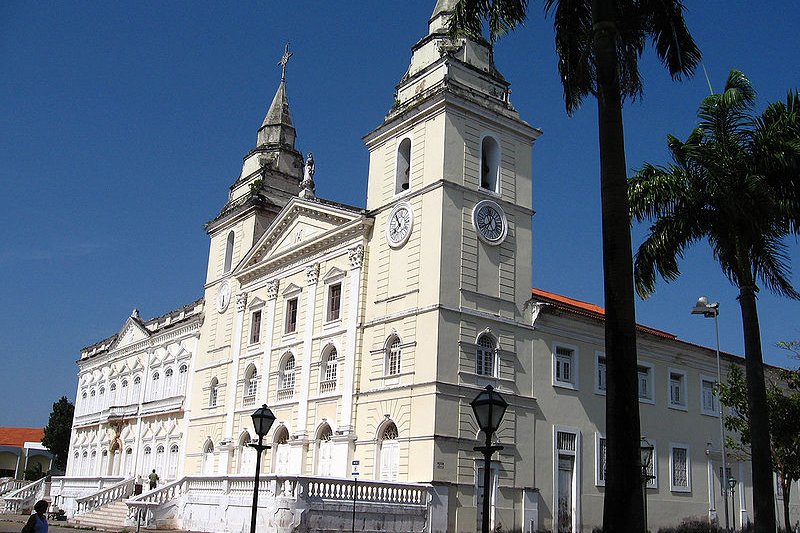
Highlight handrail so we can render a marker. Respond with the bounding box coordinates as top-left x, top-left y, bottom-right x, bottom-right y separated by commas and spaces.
0, 477, 26, 496
3, 477, 48, 513
75, 477, 135, 515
